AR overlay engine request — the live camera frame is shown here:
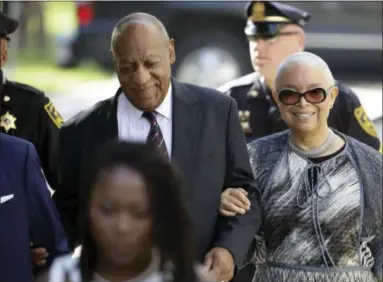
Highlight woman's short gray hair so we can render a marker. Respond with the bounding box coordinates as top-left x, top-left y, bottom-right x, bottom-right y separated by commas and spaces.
275, 51, 335, 89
